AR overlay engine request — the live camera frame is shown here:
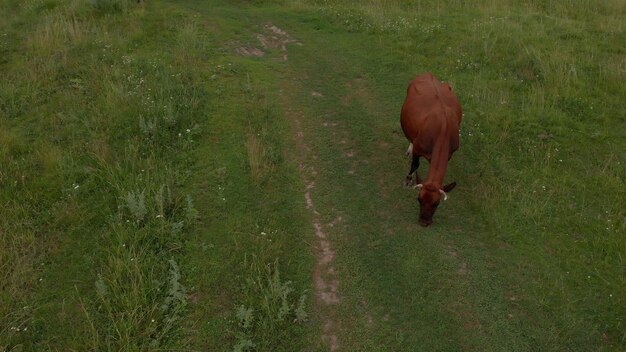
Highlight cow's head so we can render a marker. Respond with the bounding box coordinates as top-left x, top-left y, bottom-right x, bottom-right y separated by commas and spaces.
416, 182, 456, 226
